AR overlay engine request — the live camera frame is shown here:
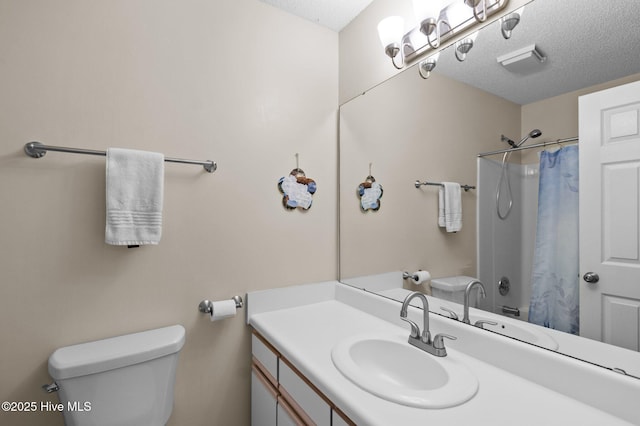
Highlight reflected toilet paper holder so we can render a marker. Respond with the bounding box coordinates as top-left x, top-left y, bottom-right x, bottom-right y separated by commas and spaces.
403, 271, 419, 281
403, 270, 431, 285
198, 295, 243, 315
